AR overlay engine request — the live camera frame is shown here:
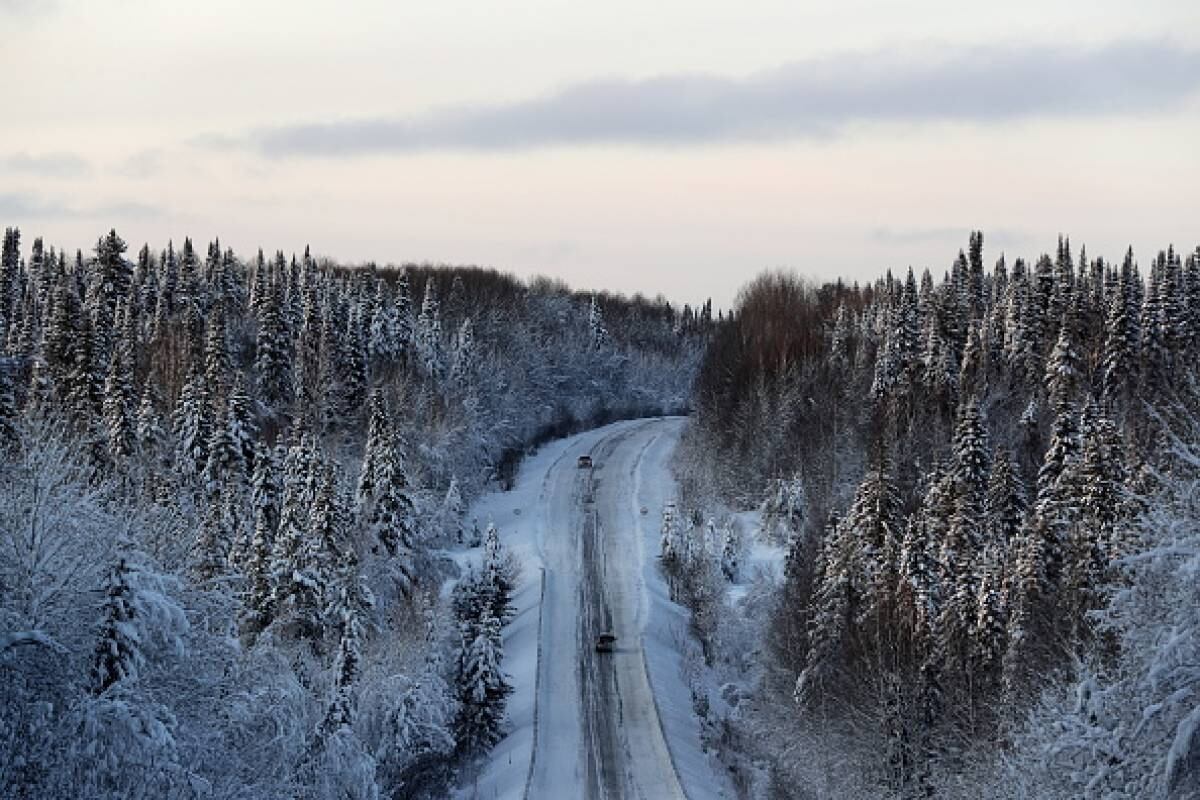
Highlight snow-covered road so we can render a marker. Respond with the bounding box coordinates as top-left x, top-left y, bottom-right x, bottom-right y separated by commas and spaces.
465, 417, 731, 800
